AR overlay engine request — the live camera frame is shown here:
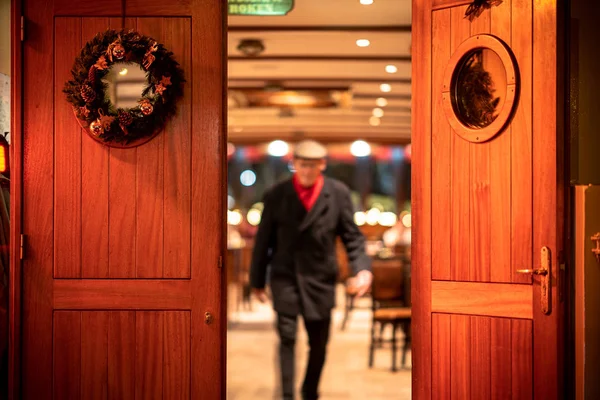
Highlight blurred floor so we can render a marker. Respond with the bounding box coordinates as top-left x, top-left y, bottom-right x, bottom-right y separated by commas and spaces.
227, 285, 411, 400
